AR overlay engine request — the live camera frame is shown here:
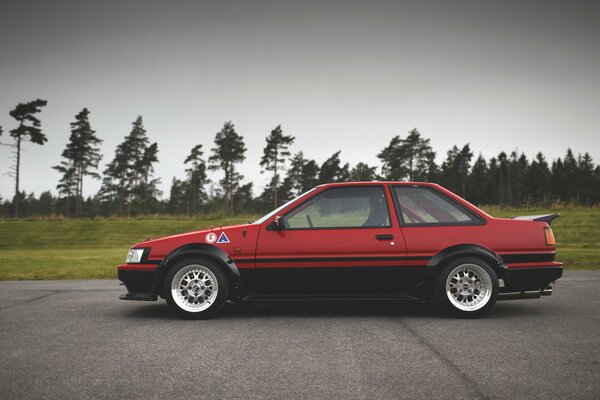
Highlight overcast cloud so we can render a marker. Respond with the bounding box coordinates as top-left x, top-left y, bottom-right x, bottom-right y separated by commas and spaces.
1, 0, 599, 198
